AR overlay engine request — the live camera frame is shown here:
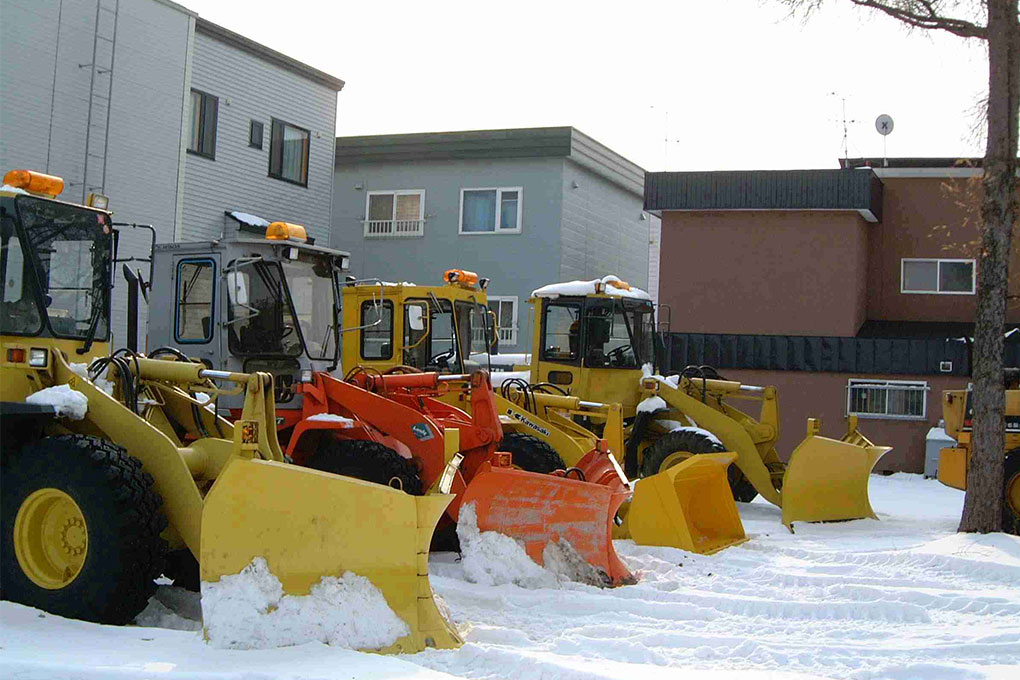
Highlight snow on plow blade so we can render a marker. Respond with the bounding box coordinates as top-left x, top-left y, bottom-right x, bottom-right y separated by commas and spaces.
460, 464, 634, 586
199, 458, 462, 653
780, 426, 892, 529
622, 452, 748, 554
